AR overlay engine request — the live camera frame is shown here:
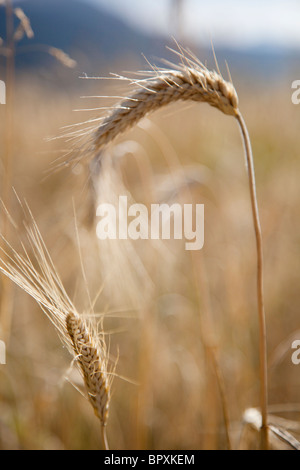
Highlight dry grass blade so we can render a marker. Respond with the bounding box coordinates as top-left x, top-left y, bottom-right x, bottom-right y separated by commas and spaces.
240, 408, 300, 450
48, 47, 77, 68
13, 7, 34, 41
